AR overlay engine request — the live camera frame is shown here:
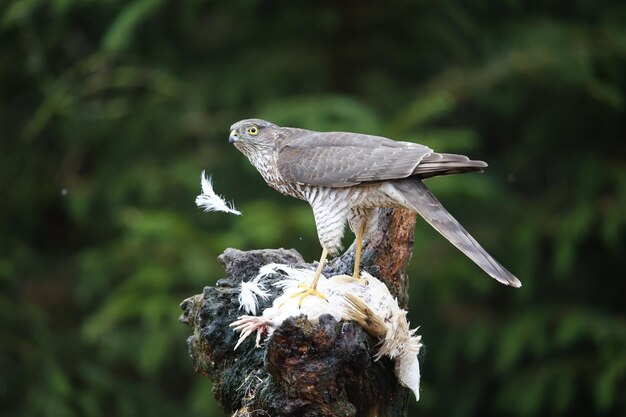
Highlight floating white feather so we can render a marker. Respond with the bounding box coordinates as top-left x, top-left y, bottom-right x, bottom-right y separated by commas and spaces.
195, 171, 241, 215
